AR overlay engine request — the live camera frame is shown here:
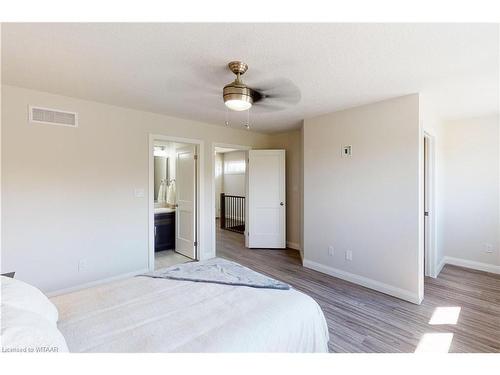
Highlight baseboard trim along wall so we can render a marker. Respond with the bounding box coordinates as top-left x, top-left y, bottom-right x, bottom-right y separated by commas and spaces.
440, 256, 500, 275
303, 259, 422, 305
46, 268, 150, 297
436, 257, 446, 277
